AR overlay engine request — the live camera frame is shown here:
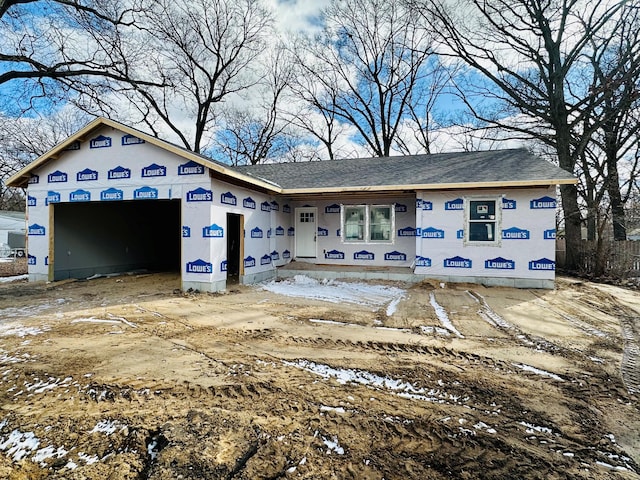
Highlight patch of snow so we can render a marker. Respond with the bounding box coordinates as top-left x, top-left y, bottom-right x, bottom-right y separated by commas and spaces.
33, 445, 68, 466
90, 419, 122, 435
519, 422, 554, 435
474, 422, 497, 434
25, 376, 73, 394
590, 356, 605, 364
65, 460, 78, 469
596, 461, 628, 471
71, 316, 137, 328
0, 274, 28, 283
513, 363, 564, 382
309, 319, 348, 326
420, 326, 451, 336
0, 429, 40, 461
262, 276, 405, 311
320, 405, 346, 413
78, 452, 100, 464
429, 292, 464, 338
374, 326, 411, 333
386, 295, 404, 316
0, 324, 50, 338
322, 435, 345, 455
